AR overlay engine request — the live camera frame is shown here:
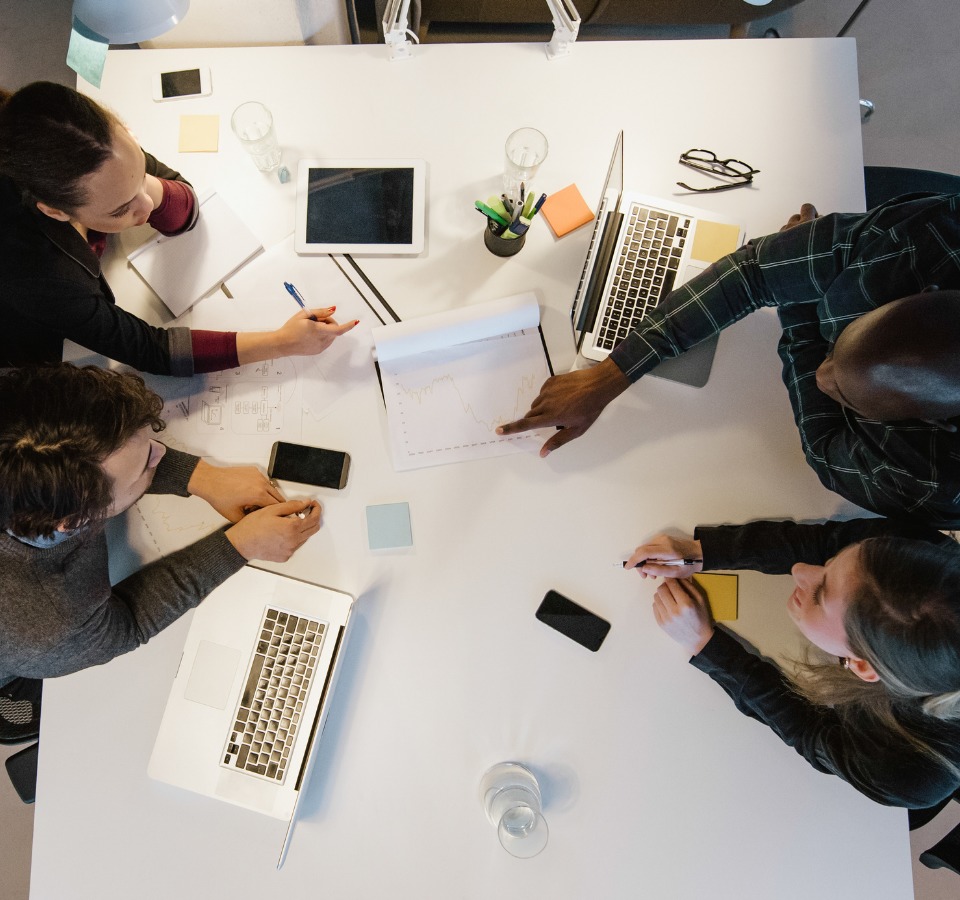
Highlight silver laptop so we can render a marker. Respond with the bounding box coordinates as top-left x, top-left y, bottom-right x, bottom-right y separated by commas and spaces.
571, 132, 746, 387
148, 565, 354, 869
